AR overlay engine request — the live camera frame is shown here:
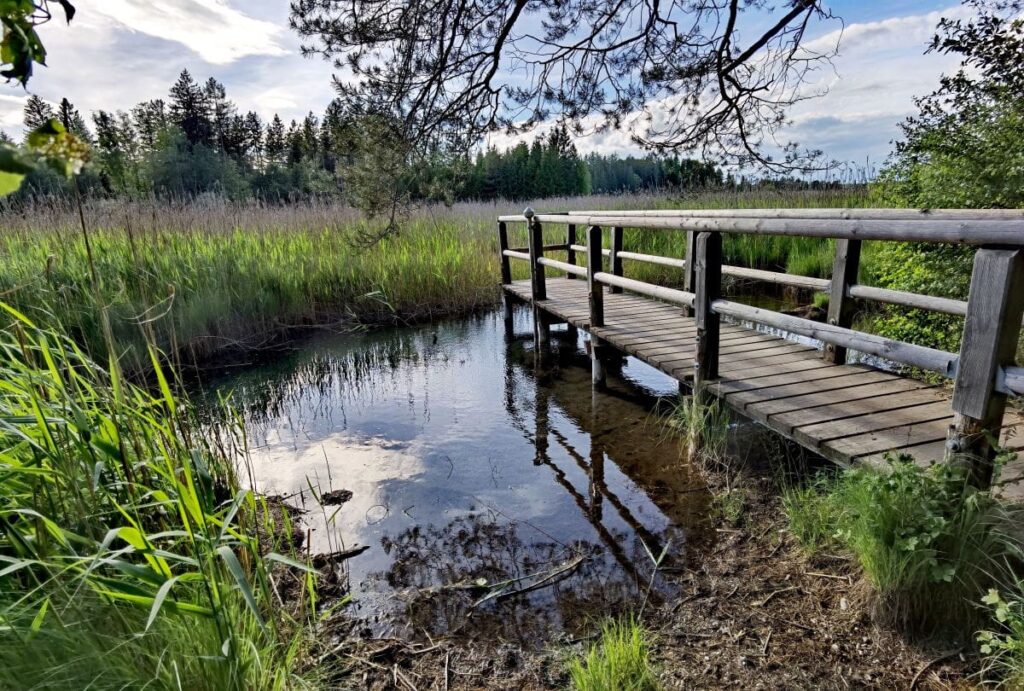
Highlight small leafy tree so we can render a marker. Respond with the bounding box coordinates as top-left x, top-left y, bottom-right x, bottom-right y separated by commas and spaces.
871, 0, 1024, 354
